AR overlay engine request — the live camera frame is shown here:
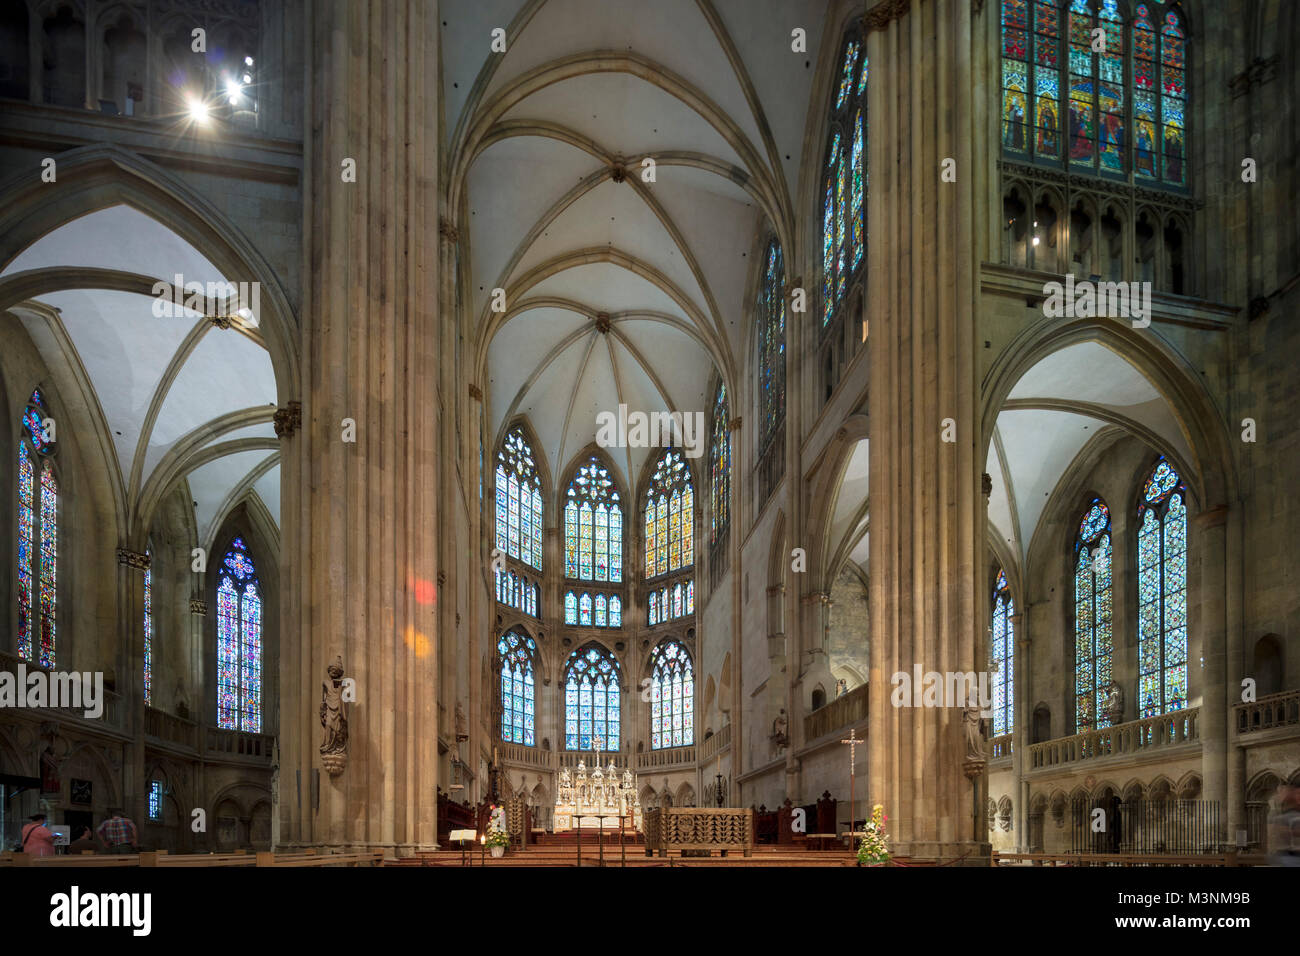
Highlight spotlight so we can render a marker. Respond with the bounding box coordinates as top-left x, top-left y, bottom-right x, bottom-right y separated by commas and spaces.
187, 96, 209, 124
245, 55, 254, 66
242, 73, 252, 85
